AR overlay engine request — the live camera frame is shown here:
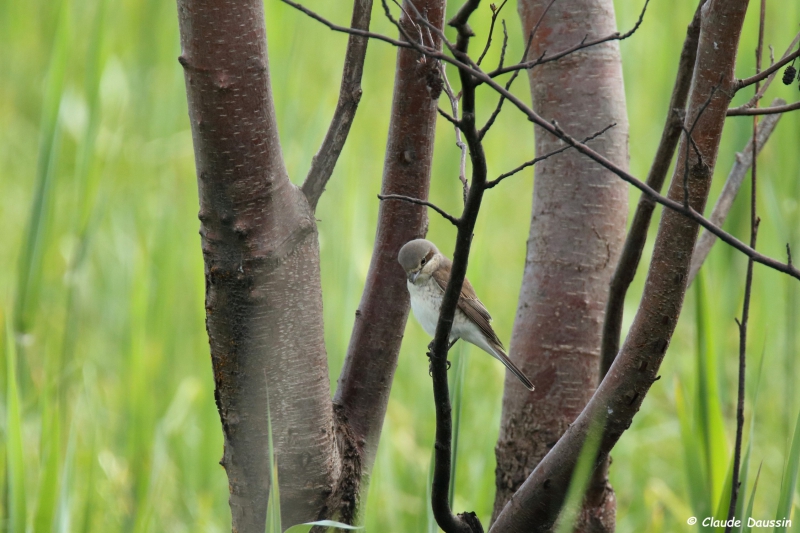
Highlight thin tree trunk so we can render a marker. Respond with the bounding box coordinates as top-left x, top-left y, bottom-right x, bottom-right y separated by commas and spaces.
177, 1, 338, 530
334, 0, 446, 509
491, 1, 750, 530
493, 0, 629, 528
